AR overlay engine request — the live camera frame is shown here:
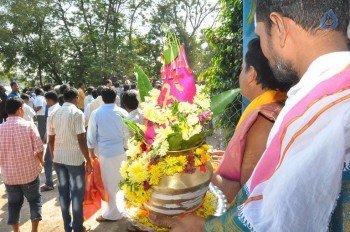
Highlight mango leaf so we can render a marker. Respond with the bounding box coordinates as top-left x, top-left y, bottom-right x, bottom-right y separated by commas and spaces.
182, 132, 205, 150
162, 45, 179, 65
247, 0, 256, 24
168, 132, 183, 151
123, 118, 145, 140
211, 88, 241, 118
134, 65, 152, 102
